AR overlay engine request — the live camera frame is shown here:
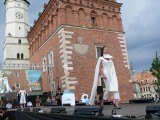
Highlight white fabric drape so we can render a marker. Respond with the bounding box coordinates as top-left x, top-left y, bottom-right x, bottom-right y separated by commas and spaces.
90, 57, 102, 105
90, 55, 119, 105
